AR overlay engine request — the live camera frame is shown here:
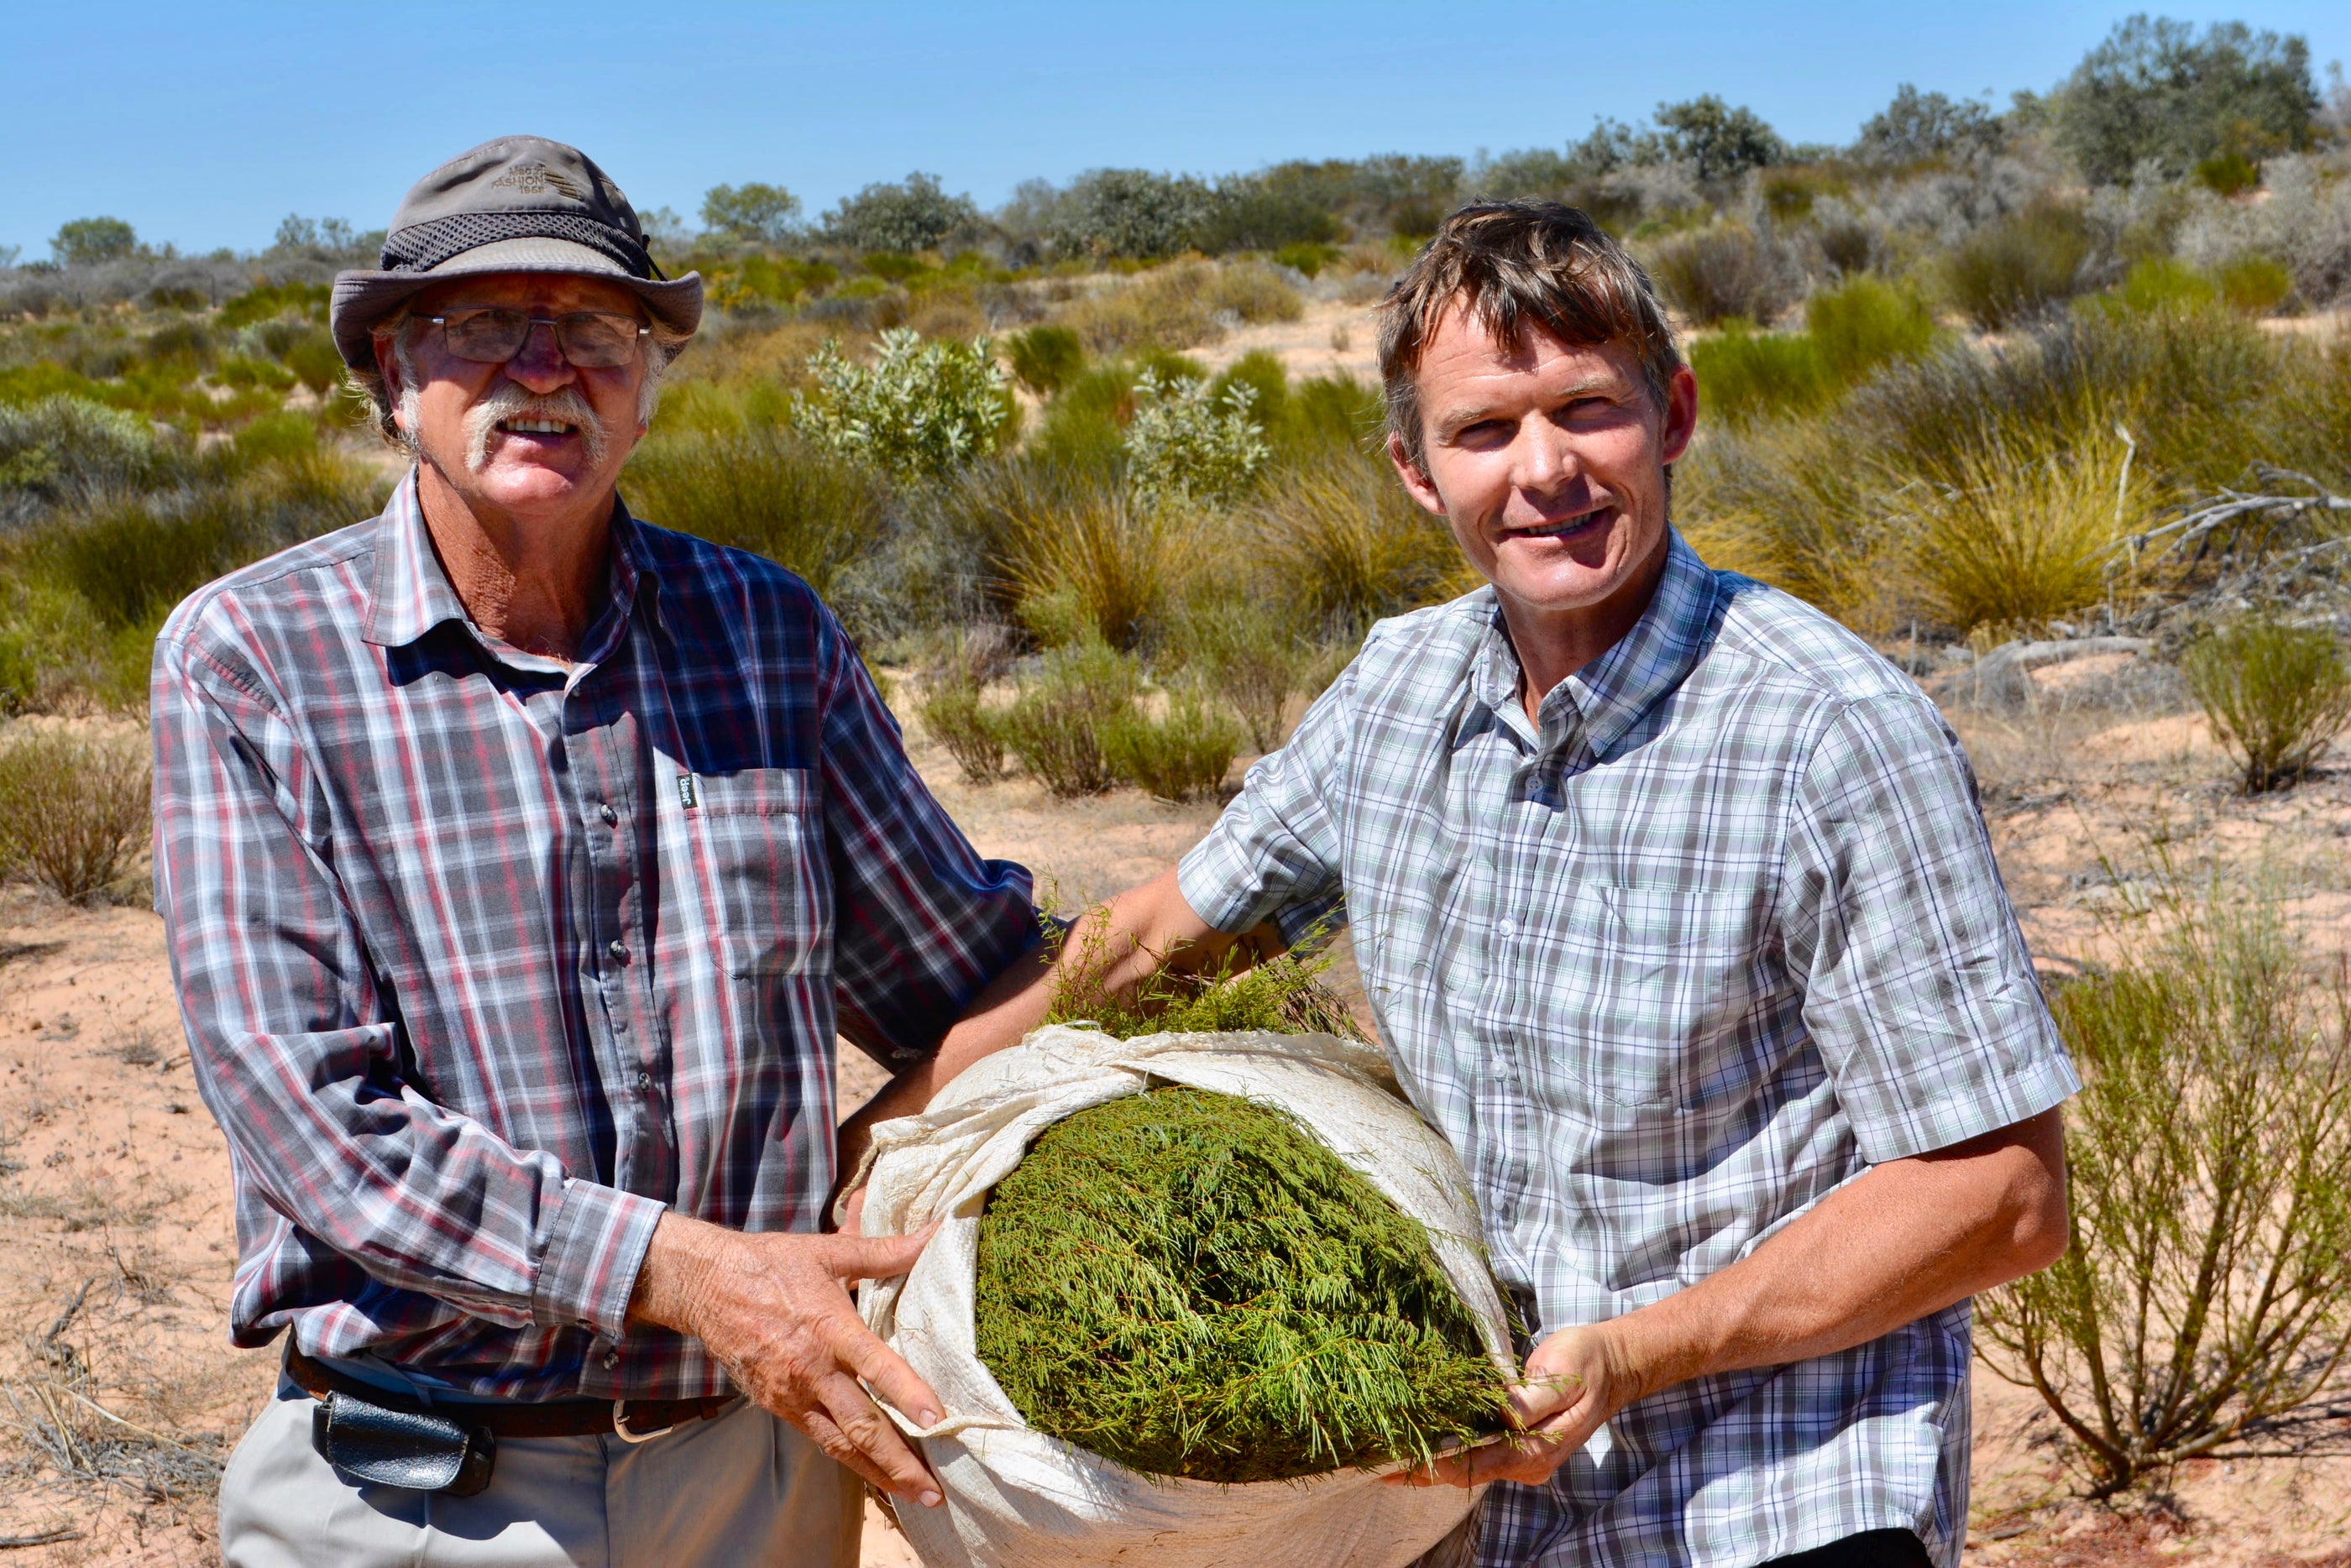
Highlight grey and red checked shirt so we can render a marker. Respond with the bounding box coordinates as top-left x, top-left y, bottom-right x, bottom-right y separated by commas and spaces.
152, 473, 1034, 1403
1180, 533, 2077, 1568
